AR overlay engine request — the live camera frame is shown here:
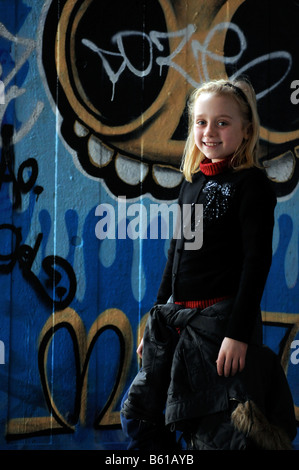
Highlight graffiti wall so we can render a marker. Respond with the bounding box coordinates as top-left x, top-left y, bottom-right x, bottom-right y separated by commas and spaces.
0, 0, 298, 450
